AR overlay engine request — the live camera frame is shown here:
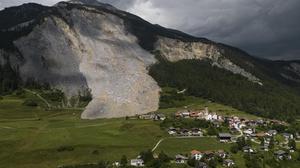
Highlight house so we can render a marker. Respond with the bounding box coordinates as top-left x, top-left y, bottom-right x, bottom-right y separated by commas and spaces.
195, 162, 208, 168
203, 151, 215, 160
175, 110, 190, 118
218, 133, 232, 142
175, 154, 188, 164
282, 133, 294, 140
130, 159, 144, 167
217, 150, 228, 159
243, 146, 255, 153
153, 114, 166, 121
266, 130, 277, 136
179, 129, 190, 136
139, 114, 153, 120
223, 159, 235, 167
205, 113, 218, 121
168, 127, 177, 135
243, 129, 254, 135
274, 150, 292, 160
190, 150, 203, 160
191, 128, 203, 136
182, 111, 190, 118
